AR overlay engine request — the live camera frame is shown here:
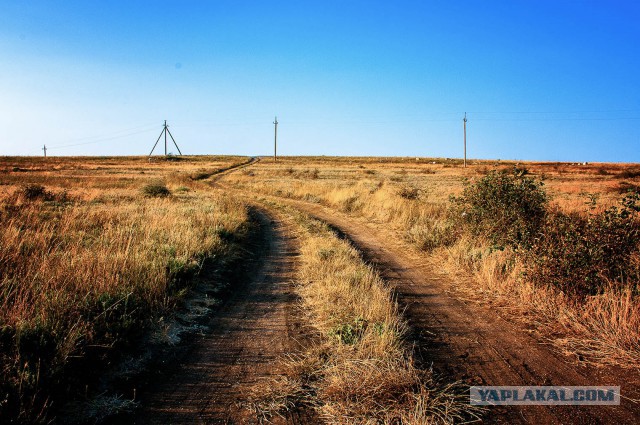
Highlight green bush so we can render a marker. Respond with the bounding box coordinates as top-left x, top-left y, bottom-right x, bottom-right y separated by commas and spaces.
329, 317, 367, 345
447, 170, 639, 301
451, 169, 548, 248
526, 193, 640, 298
